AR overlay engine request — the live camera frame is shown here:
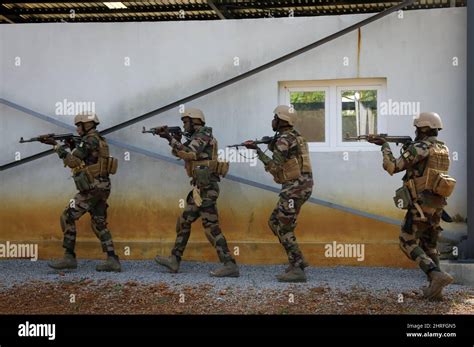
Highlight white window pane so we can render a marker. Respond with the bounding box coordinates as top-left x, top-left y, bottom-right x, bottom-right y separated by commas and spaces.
290, 91, 326, 142
341, 90, 377, 141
